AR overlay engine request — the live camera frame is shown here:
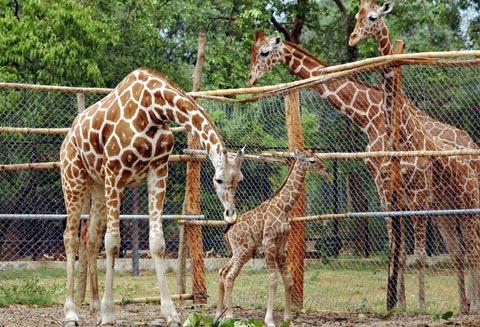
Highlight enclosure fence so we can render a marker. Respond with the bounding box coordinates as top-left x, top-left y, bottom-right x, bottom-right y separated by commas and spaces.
1, 51, 480, 314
